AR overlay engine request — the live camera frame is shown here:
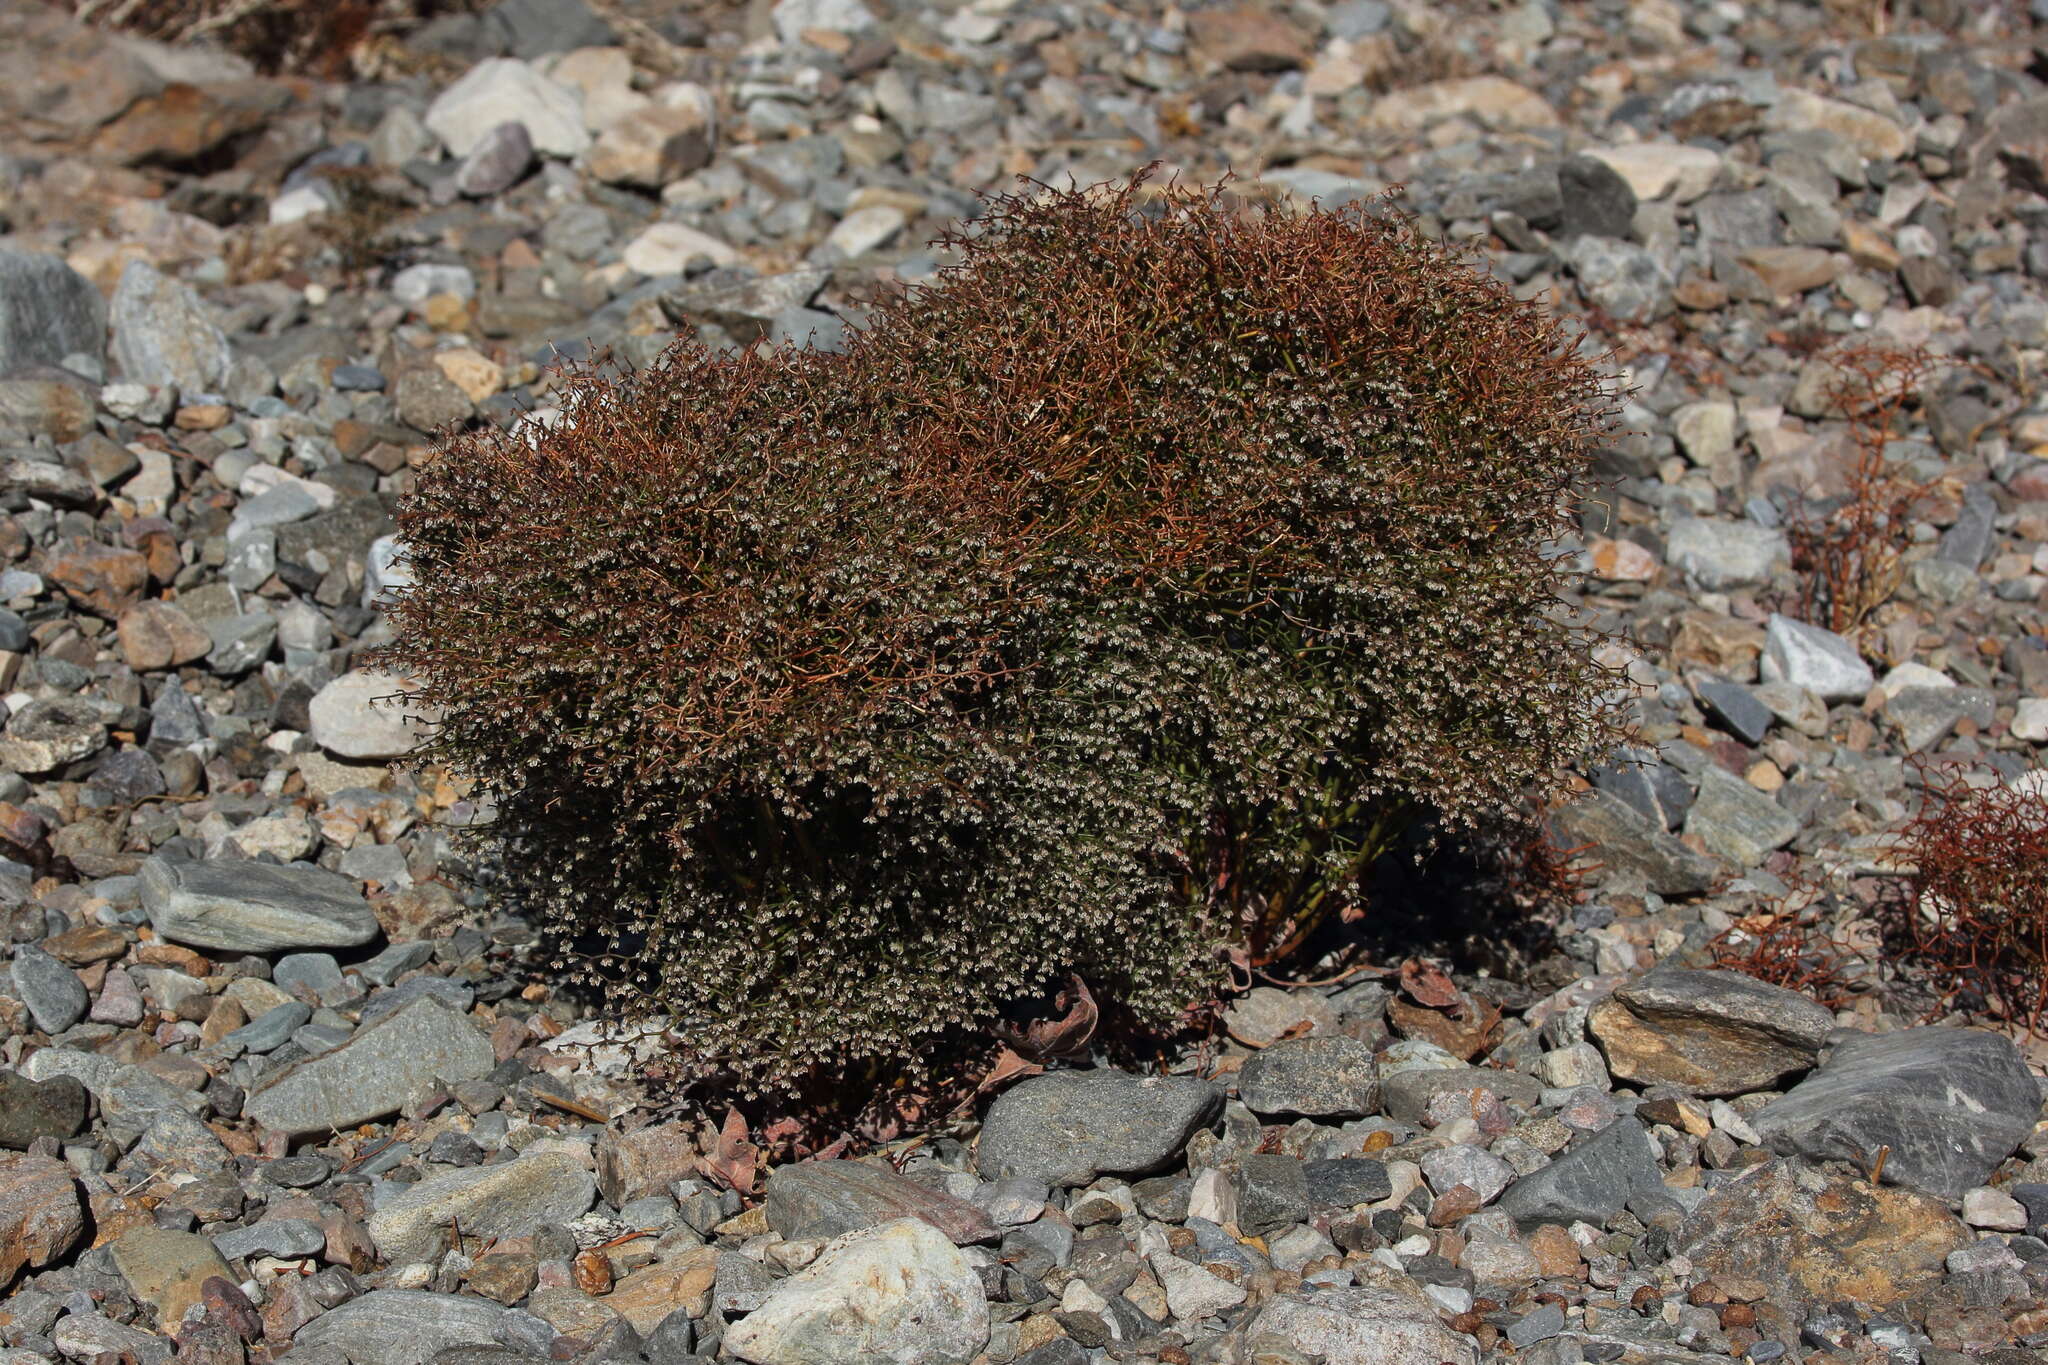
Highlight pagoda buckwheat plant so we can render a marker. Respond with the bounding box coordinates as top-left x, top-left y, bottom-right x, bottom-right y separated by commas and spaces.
373, 166, 1628, 1090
